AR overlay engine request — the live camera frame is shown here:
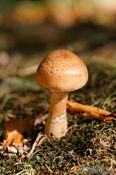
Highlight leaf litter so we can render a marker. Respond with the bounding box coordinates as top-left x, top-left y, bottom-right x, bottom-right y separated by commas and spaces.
0, 24, 116, 174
